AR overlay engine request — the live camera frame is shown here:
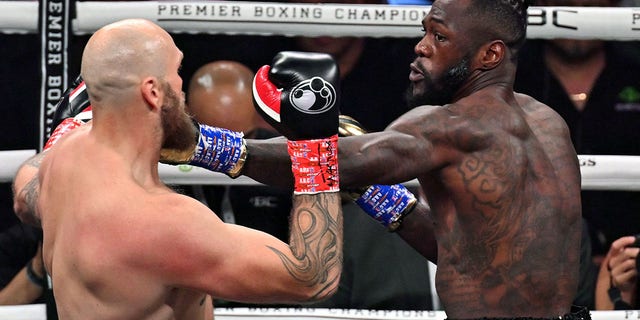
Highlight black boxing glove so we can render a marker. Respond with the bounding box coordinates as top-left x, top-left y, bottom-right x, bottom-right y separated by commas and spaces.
51, 75, 92, 130
253, 51, 341, 194
339, 115, 416, 232
44, 76, 92, 151
252, 51, 340, 141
